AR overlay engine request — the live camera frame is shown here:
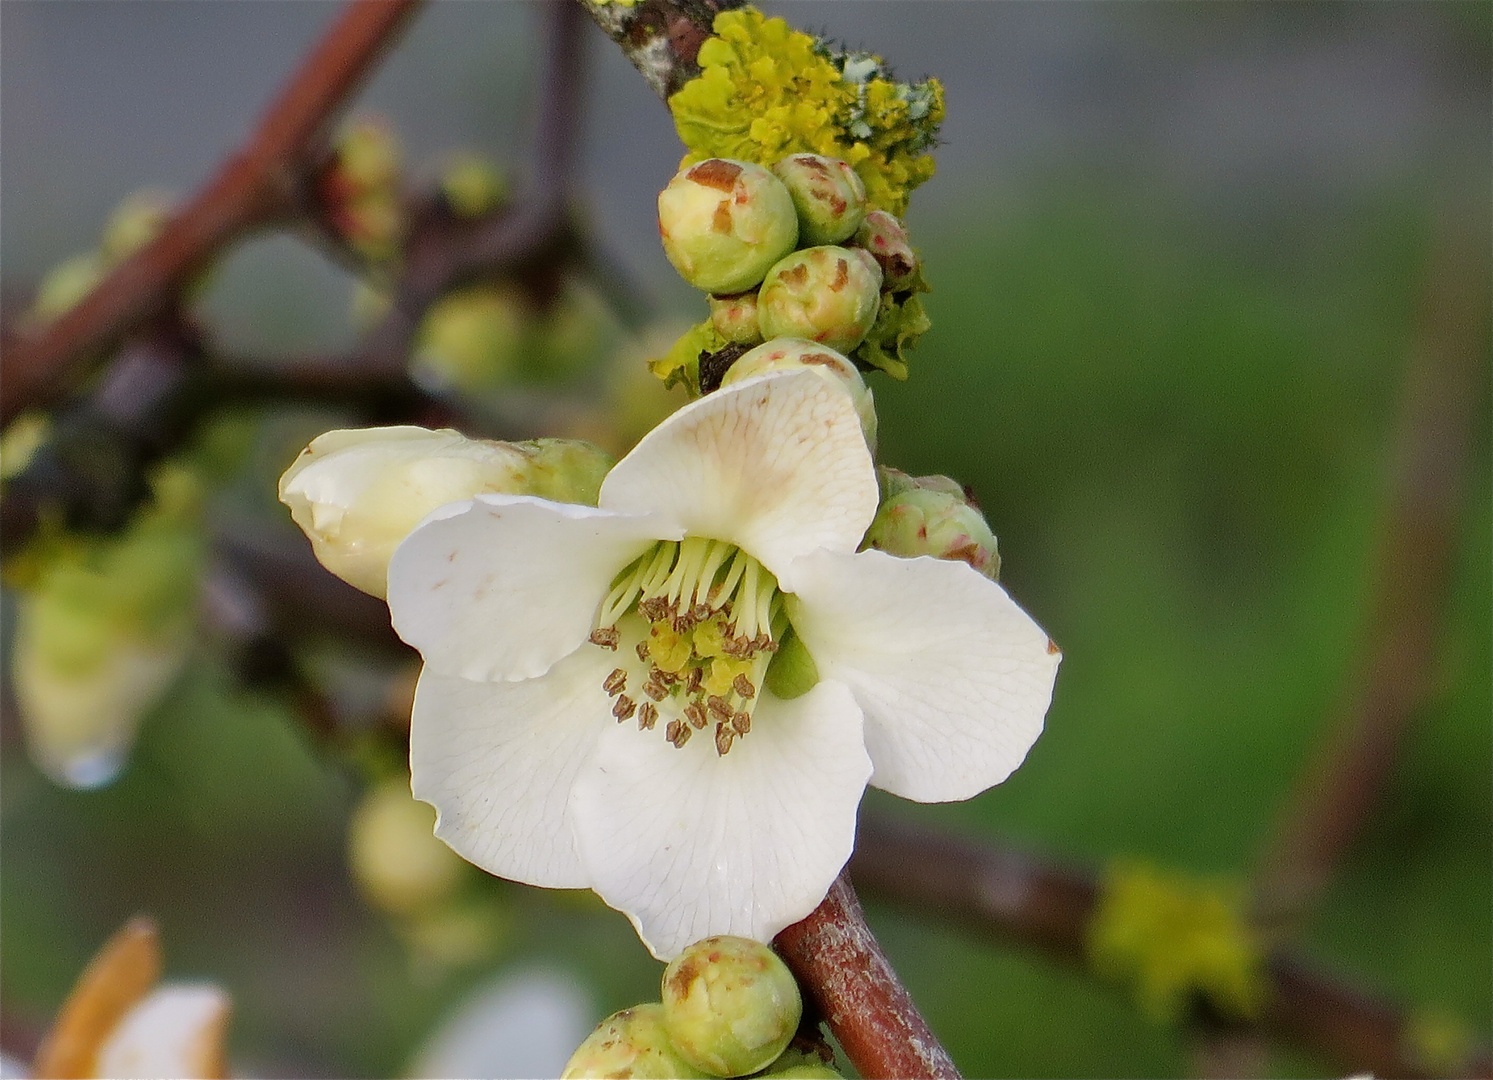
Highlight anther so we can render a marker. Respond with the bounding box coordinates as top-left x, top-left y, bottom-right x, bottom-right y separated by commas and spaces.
691, 602, 712, 622
638, 702, 658, 730
652, 666, 678, 686
714, 724, 735, 756
707, 695, 732, 722
603, 668, 627, 696
643, 680, 667, 702
612, 695, 637, 721
732, 674, 756, 699
635, 641, 651, 663
684, 702, 707, 729
686, 667, 704, 694
589, 627, 619, 650
731, 710, 751, 735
